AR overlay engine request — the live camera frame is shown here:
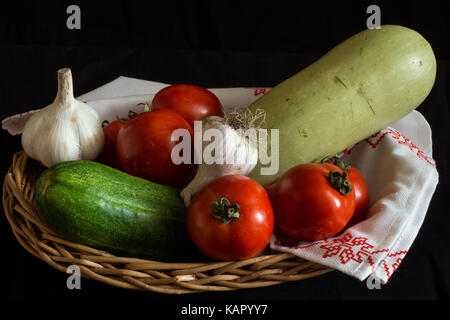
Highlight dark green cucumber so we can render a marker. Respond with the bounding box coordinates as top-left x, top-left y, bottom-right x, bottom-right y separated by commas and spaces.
36, 160, 198, 260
